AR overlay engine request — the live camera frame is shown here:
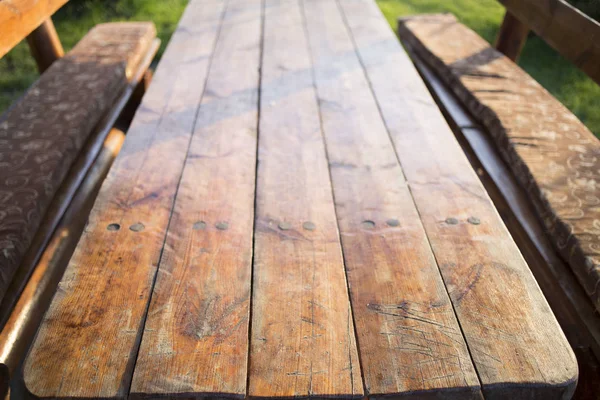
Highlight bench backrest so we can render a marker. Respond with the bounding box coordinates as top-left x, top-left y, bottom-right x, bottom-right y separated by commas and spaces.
495, 0, 600, 85
0, 0, 68, 59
